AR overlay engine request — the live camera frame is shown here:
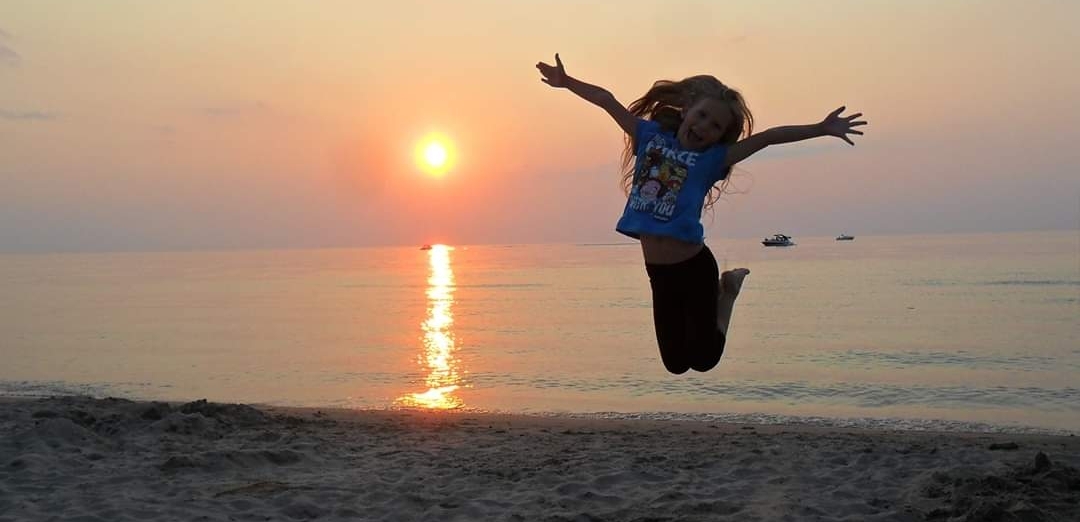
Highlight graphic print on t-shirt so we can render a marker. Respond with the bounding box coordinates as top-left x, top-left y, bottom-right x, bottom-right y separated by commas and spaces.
628, 135, 692, 221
